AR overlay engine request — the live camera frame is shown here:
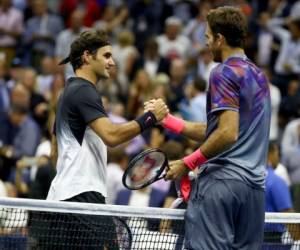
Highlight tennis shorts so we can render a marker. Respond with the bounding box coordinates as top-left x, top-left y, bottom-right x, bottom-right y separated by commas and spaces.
184, 174, 265, 250
28, 191, 119, 250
